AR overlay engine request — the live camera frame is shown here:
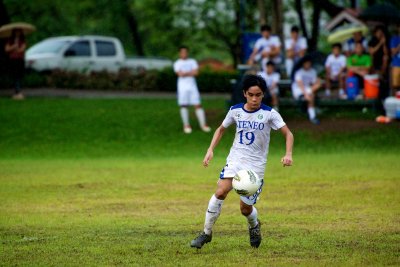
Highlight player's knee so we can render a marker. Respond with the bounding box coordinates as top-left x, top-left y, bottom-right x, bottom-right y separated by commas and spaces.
214, 188, 228, 200
240, 204, 252, 216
